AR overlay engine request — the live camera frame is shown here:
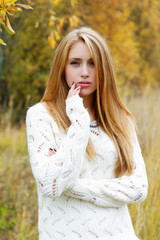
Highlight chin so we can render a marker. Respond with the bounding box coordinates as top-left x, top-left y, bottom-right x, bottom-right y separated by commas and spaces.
79, 91, 95, 98
79, 92, 89, 98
